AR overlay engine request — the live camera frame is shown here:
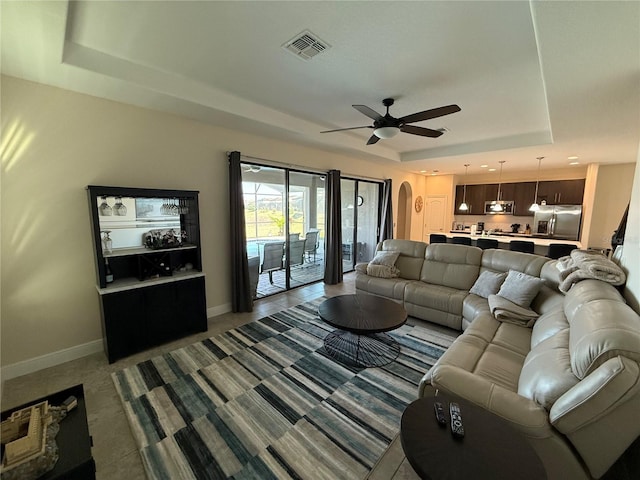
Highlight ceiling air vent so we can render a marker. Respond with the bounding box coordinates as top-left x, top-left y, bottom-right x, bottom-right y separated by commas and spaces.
283, 30, 330, 60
